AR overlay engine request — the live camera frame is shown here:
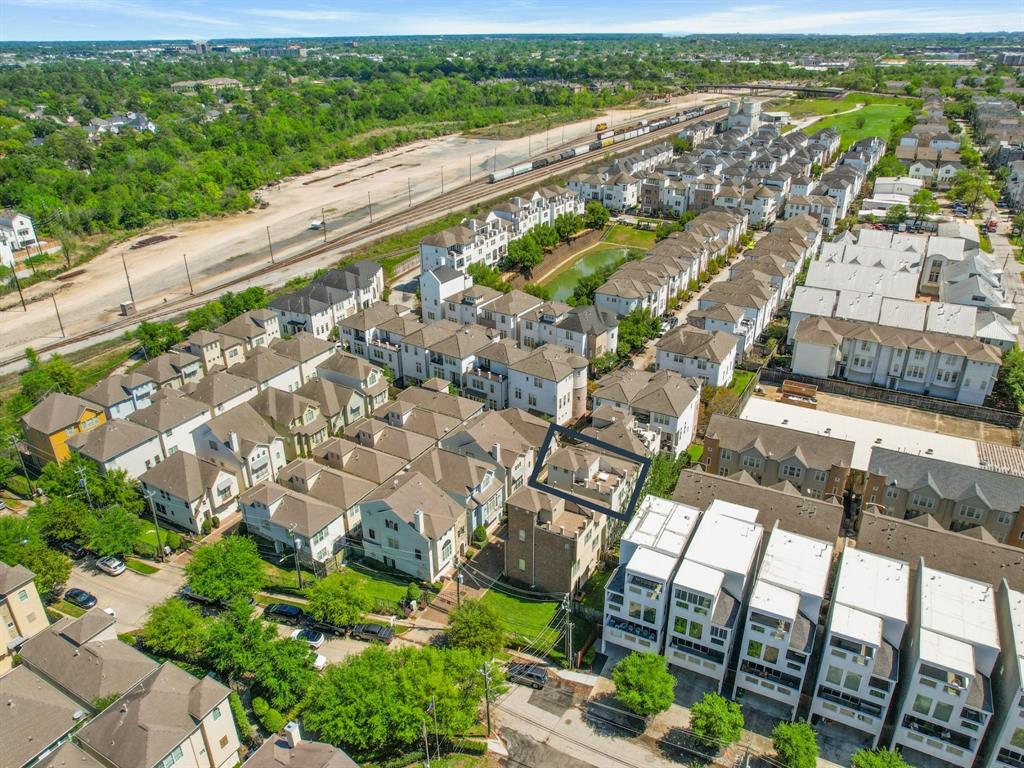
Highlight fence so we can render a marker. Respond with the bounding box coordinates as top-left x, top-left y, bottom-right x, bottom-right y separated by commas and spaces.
758, 368, 1024, 429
